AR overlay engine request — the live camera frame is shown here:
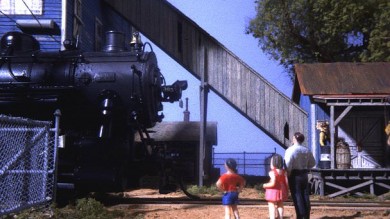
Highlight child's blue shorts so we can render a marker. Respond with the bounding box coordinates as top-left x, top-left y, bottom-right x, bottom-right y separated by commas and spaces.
222, 191, 239, 205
